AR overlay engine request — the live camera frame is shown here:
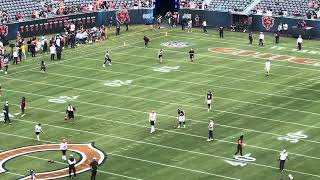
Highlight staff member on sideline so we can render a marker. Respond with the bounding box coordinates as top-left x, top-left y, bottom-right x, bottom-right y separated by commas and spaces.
297, 35, 303, 51
3, 101, 11, 125
259, 32, 264, 46
279, 149, 289, 172
90, 157, 99, 180
202, 20, 207, 33
68, 154, 77, 178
